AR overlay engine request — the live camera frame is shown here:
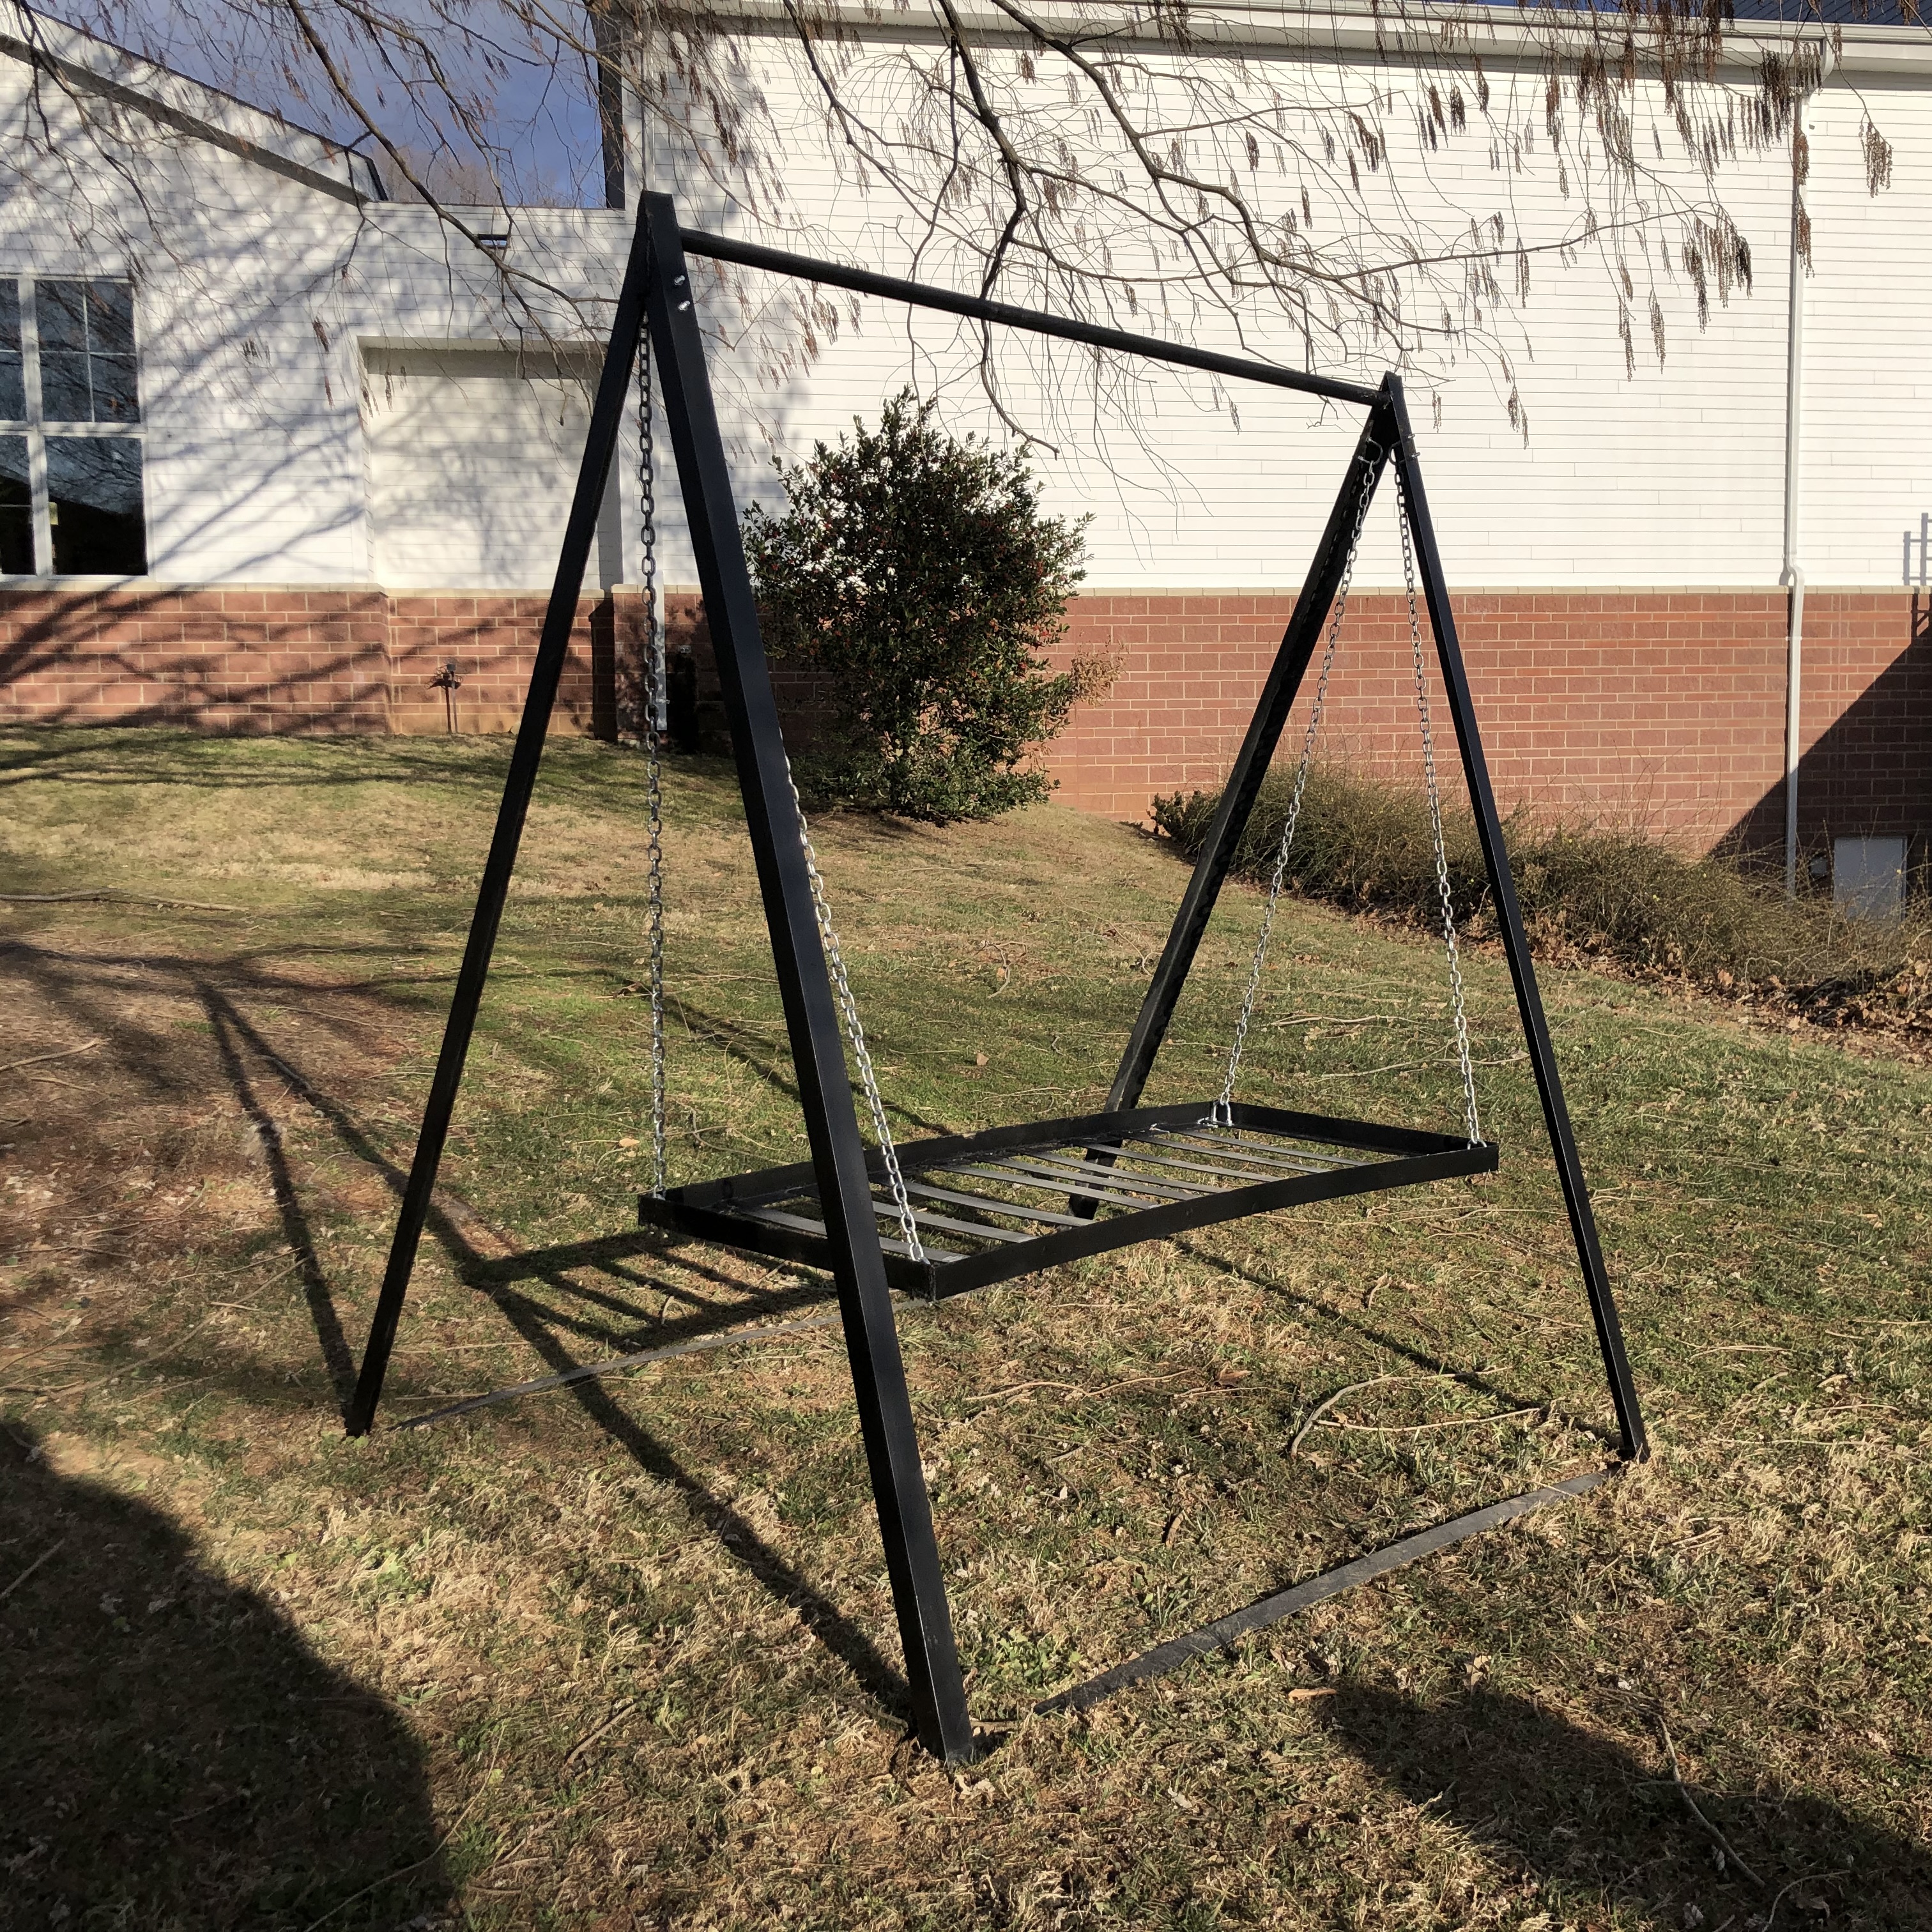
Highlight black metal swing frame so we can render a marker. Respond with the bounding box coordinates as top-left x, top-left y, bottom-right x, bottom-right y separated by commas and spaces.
343, 192, 1648, 1765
